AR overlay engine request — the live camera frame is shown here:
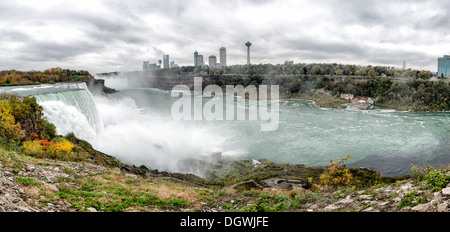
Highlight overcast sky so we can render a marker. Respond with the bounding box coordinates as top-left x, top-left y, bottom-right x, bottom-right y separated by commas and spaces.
1, 0, 449, 74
